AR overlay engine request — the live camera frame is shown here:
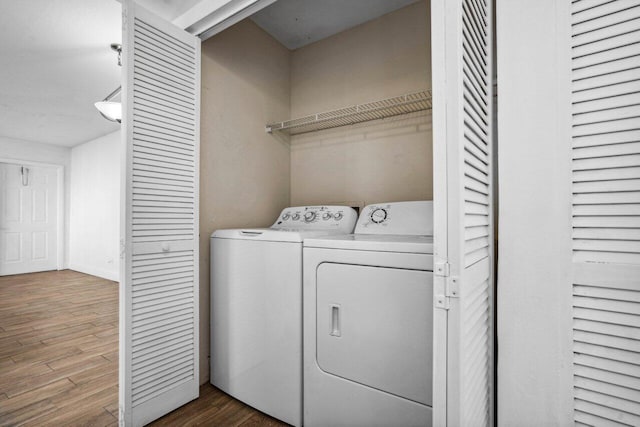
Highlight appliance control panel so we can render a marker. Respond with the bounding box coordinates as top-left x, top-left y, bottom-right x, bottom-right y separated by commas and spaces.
272, 206, 358, 233
355, 201, 433, 236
